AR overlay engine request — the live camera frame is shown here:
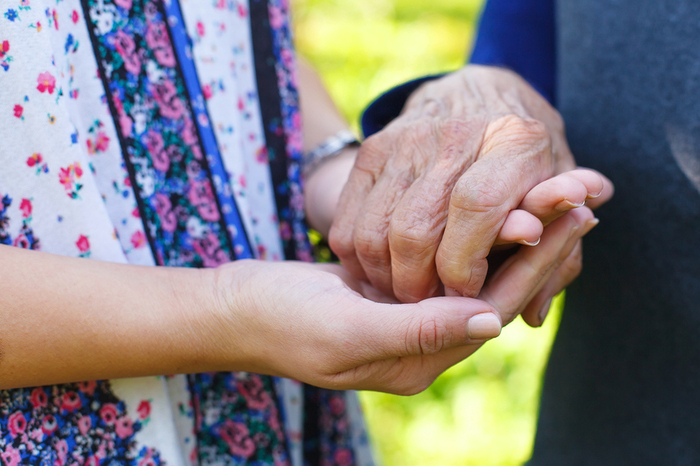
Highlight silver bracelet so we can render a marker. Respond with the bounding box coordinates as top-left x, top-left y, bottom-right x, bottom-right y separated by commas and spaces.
302, 130, 360, 178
